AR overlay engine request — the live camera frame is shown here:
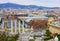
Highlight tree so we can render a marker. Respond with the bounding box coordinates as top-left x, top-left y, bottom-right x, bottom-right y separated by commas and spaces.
44, 30, 53, 41
0, 32, 19, 41
57, 34, 60, 41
